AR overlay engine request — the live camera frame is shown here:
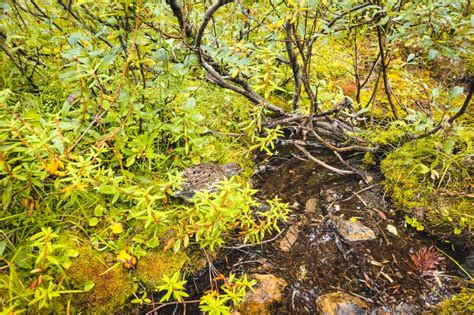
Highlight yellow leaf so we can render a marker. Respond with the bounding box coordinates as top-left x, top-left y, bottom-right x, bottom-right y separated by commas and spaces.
116, 250, 138, 270
349, 217, 358, 223
111, 222, 124, 234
